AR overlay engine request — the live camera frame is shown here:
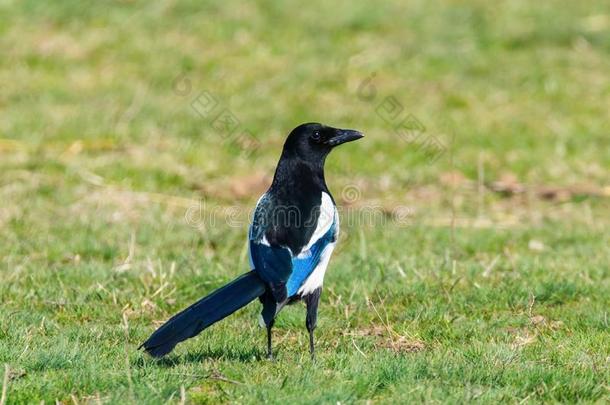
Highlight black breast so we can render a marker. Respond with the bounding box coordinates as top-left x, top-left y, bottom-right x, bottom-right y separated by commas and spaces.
264, 161, 325, 255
